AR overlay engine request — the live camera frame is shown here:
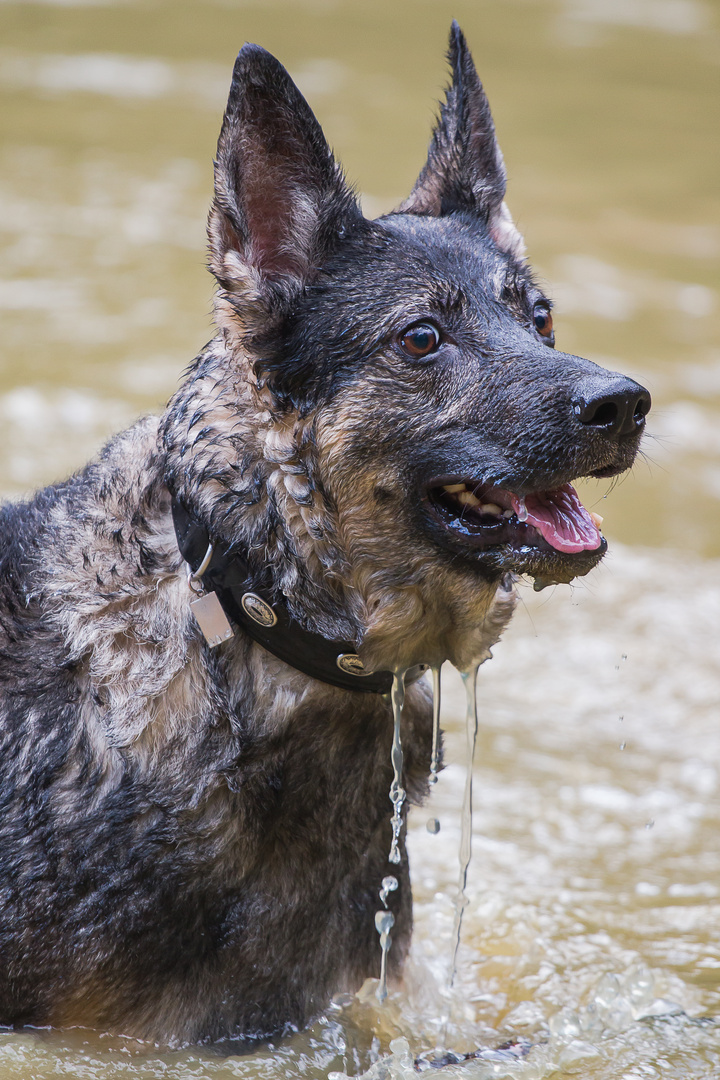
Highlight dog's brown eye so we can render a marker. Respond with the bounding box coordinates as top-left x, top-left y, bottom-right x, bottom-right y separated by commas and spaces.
533, 306, 554, 343
399, 322, 441, 359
